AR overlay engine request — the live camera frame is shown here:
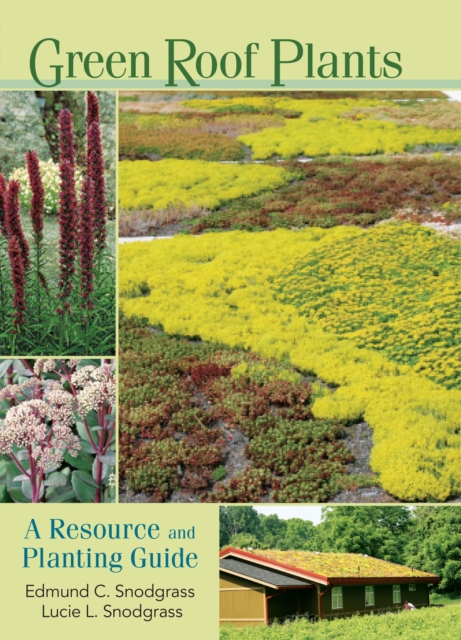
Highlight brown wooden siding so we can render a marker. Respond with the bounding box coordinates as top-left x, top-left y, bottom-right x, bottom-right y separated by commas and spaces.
267, 587, 318, 622
322, 583, 430, 618
220, 567, 432, 626
220, 573, 263, 590
401, 583, 429, 607
220, 571, 265, 626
